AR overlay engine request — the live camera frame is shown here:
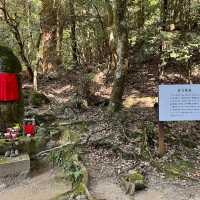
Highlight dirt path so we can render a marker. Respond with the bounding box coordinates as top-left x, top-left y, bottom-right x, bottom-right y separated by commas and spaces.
135, 177, 200, 200
89, 175, 200, 200
90, 178, 131, 200
0, 169, 71, 200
